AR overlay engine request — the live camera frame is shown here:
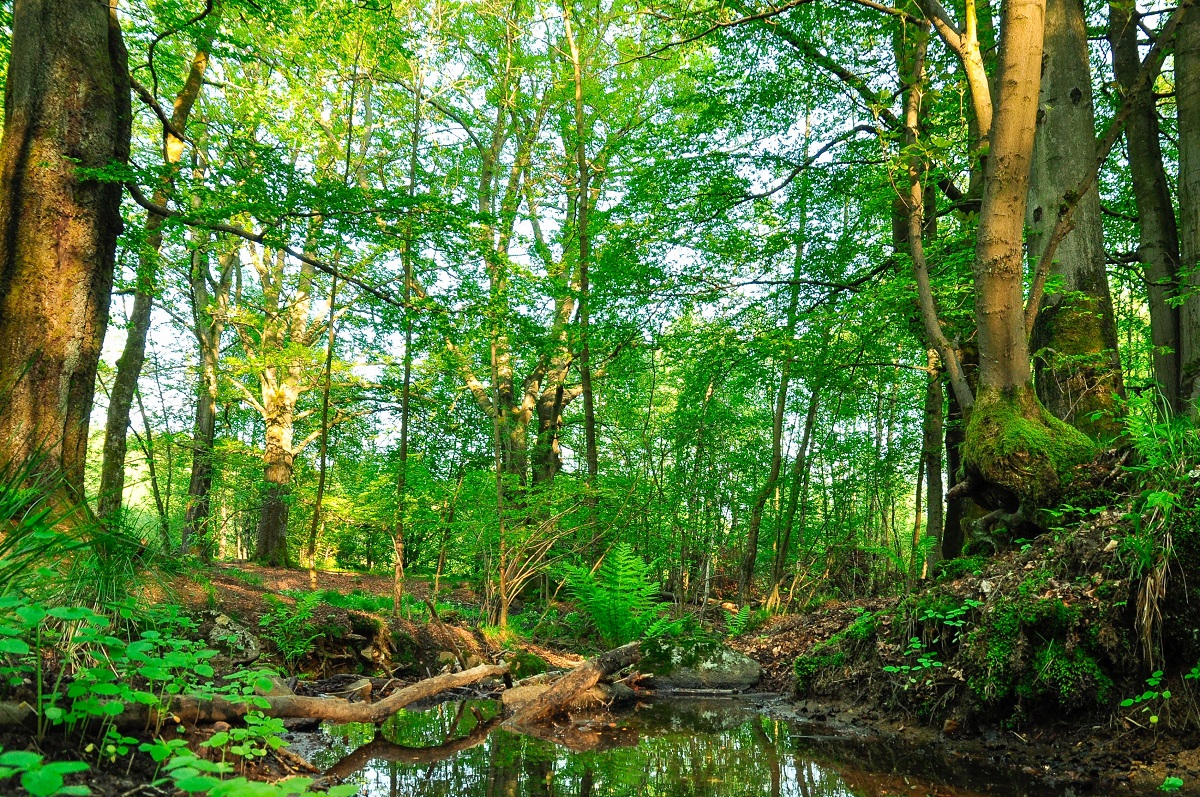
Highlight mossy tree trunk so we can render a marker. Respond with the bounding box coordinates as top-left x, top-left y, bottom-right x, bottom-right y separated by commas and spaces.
963, 0, 1095, 509
1026, 0, 1123, 439
0, 0, 130, 496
